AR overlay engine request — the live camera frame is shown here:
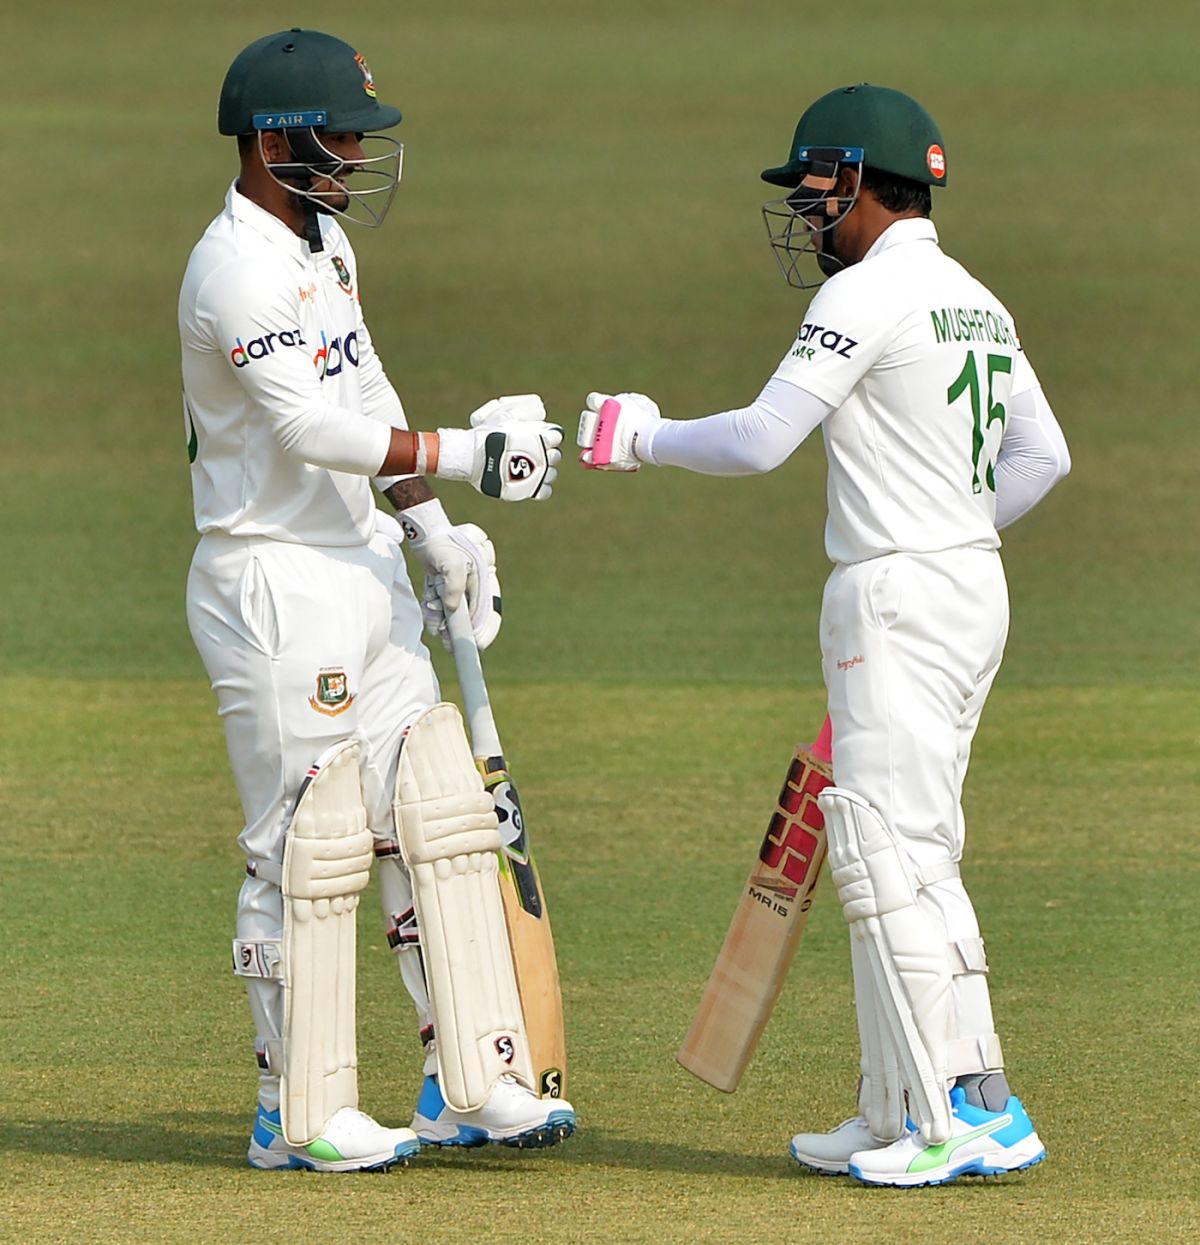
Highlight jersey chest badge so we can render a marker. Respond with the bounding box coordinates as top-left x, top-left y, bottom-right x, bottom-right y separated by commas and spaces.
331, 256, 353, 296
